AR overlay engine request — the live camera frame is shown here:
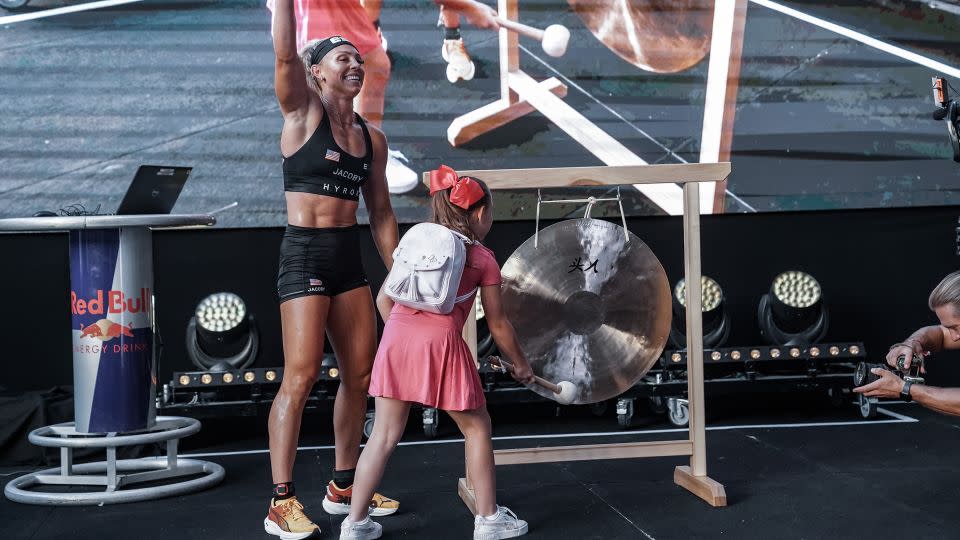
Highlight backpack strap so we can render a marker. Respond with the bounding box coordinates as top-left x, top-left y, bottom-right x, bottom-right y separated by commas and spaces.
448, 226, 476, 304
447, 228, 475, 245
454, 287, 477, 305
